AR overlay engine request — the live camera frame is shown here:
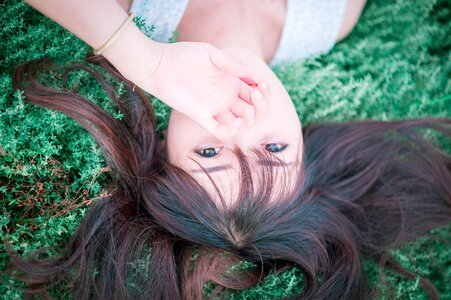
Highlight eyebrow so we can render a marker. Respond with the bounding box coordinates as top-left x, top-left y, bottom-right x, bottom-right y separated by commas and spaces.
190, 161, 293, 173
